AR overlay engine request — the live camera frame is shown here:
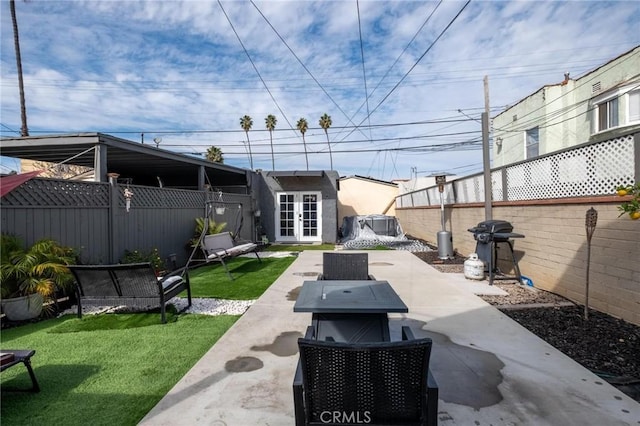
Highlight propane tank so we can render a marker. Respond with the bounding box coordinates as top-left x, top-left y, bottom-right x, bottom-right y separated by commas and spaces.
464, 253, 485, 280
